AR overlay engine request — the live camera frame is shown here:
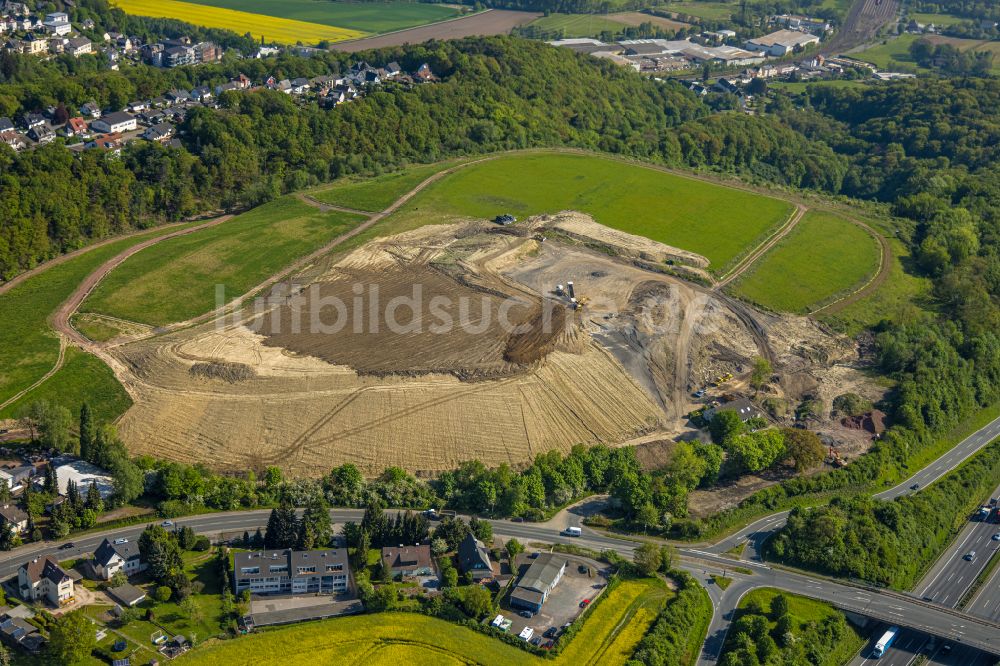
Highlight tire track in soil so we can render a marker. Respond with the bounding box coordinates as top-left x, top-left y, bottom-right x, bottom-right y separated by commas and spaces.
809, 216, 891, 316
715, 203, 807, 290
